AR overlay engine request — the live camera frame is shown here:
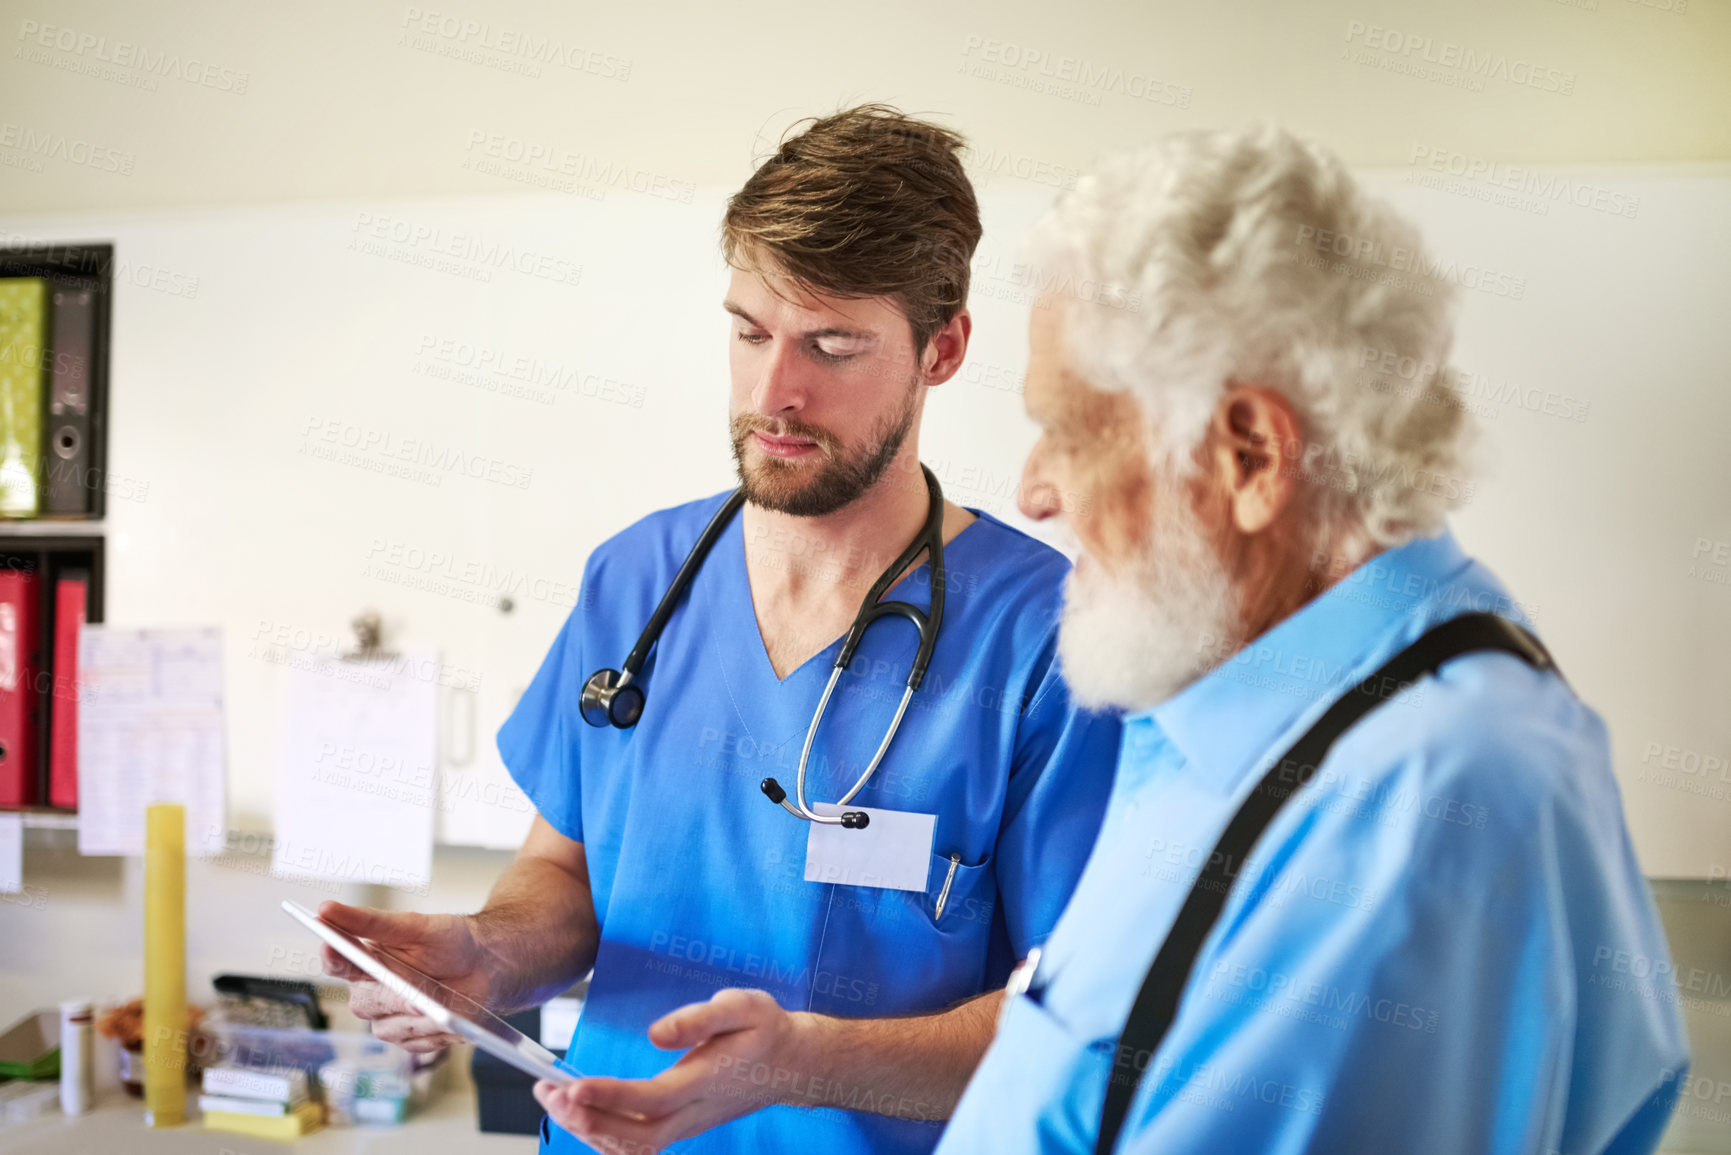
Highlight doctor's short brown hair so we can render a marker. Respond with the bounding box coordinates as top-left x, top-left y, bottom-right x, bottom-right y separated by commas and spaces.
721, 103, 983, 358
